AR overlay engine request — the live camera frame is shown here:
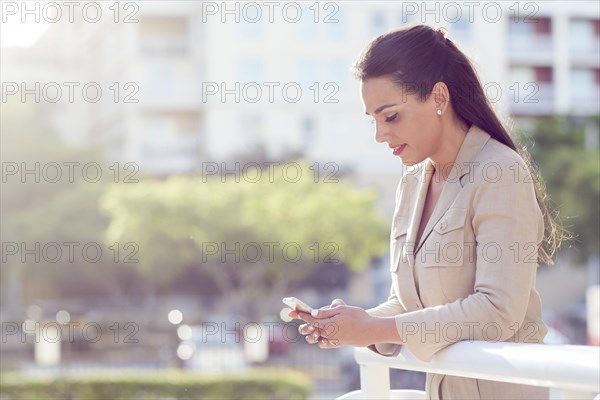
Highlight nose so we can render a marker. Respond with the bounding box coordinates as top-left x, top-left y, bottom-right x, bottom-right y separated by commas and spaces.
374, 122, 388, 144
